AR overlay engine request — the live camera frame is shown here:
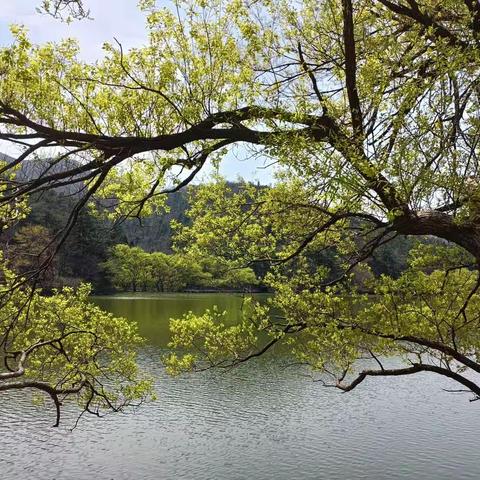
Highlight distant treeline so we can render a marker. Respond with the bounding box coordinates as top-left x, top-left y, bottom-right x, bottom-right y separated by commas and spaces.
1, 184, 417, 293
0, 188, 191, 292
